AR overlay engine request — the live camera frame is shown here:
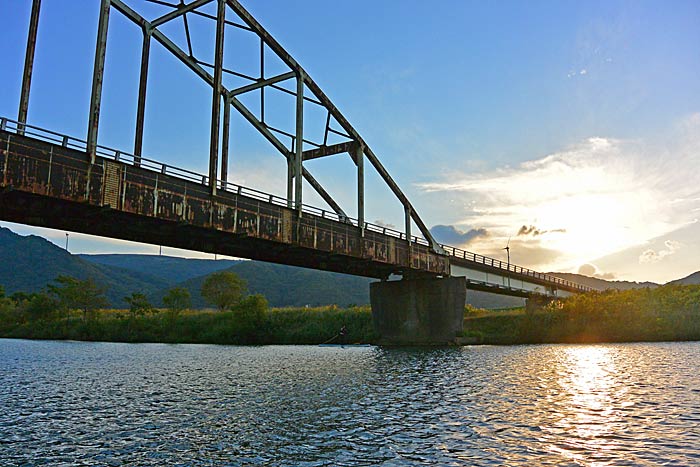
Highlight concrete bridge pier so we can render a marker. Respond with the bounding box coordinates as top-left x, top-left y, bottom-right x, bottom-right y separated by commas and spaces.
370, 277, 466, 345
